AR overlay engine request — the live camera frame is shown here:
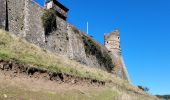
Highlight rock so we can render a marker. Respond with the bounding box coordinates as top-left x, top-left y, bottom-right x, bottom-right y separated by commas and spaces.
3, 94, 7, 98
0, 63, 4, 70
